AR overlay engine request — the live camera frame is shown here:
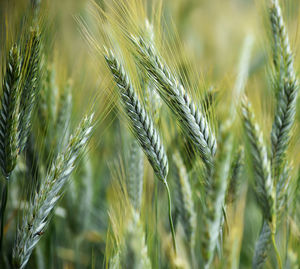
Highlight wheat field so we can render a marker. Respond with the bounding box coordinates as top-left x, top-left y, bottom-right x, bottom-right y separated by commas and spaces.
0, 0, 299, 268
